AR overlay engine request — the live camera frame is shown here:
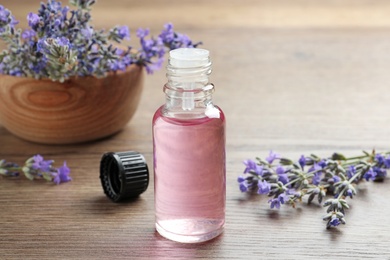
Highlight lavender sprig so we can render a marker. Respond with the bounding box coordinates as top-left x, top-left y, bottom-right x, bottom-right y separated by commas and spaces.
0, 154, 72, 185
0, 0, 200, 82
238, 150, 389, 228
